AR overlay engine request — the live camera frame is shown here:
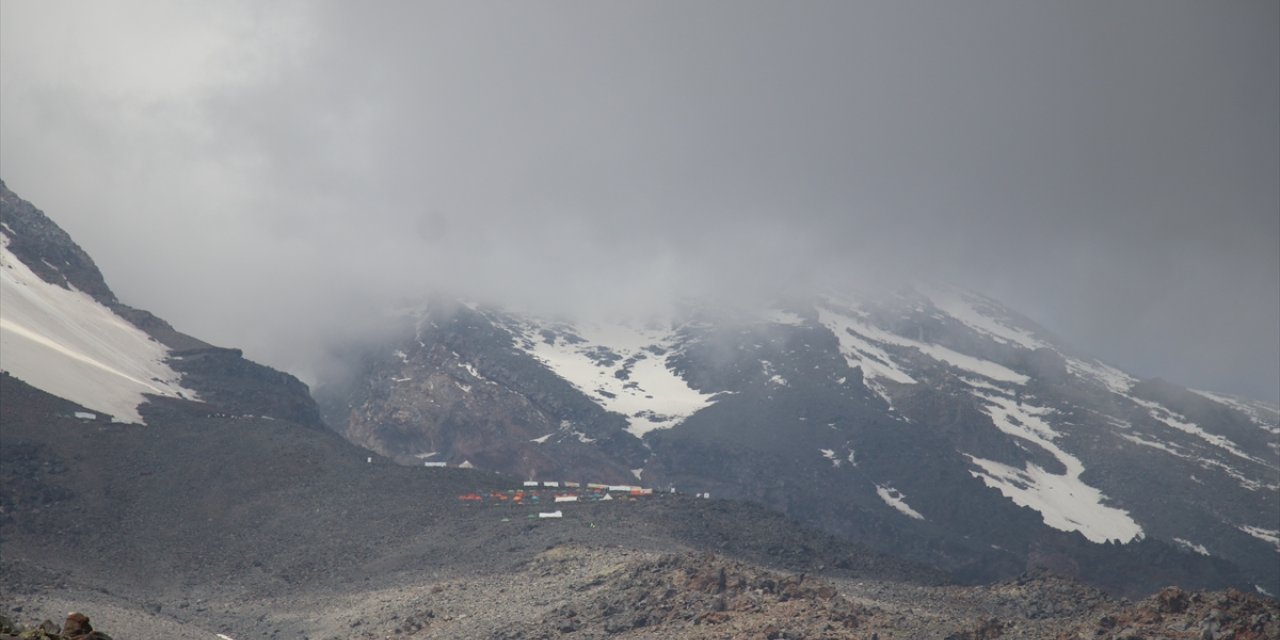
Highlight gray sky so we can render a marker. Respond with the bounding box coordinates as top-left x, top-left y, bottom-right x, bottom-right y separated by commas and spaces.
2, 1, 1277, 400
